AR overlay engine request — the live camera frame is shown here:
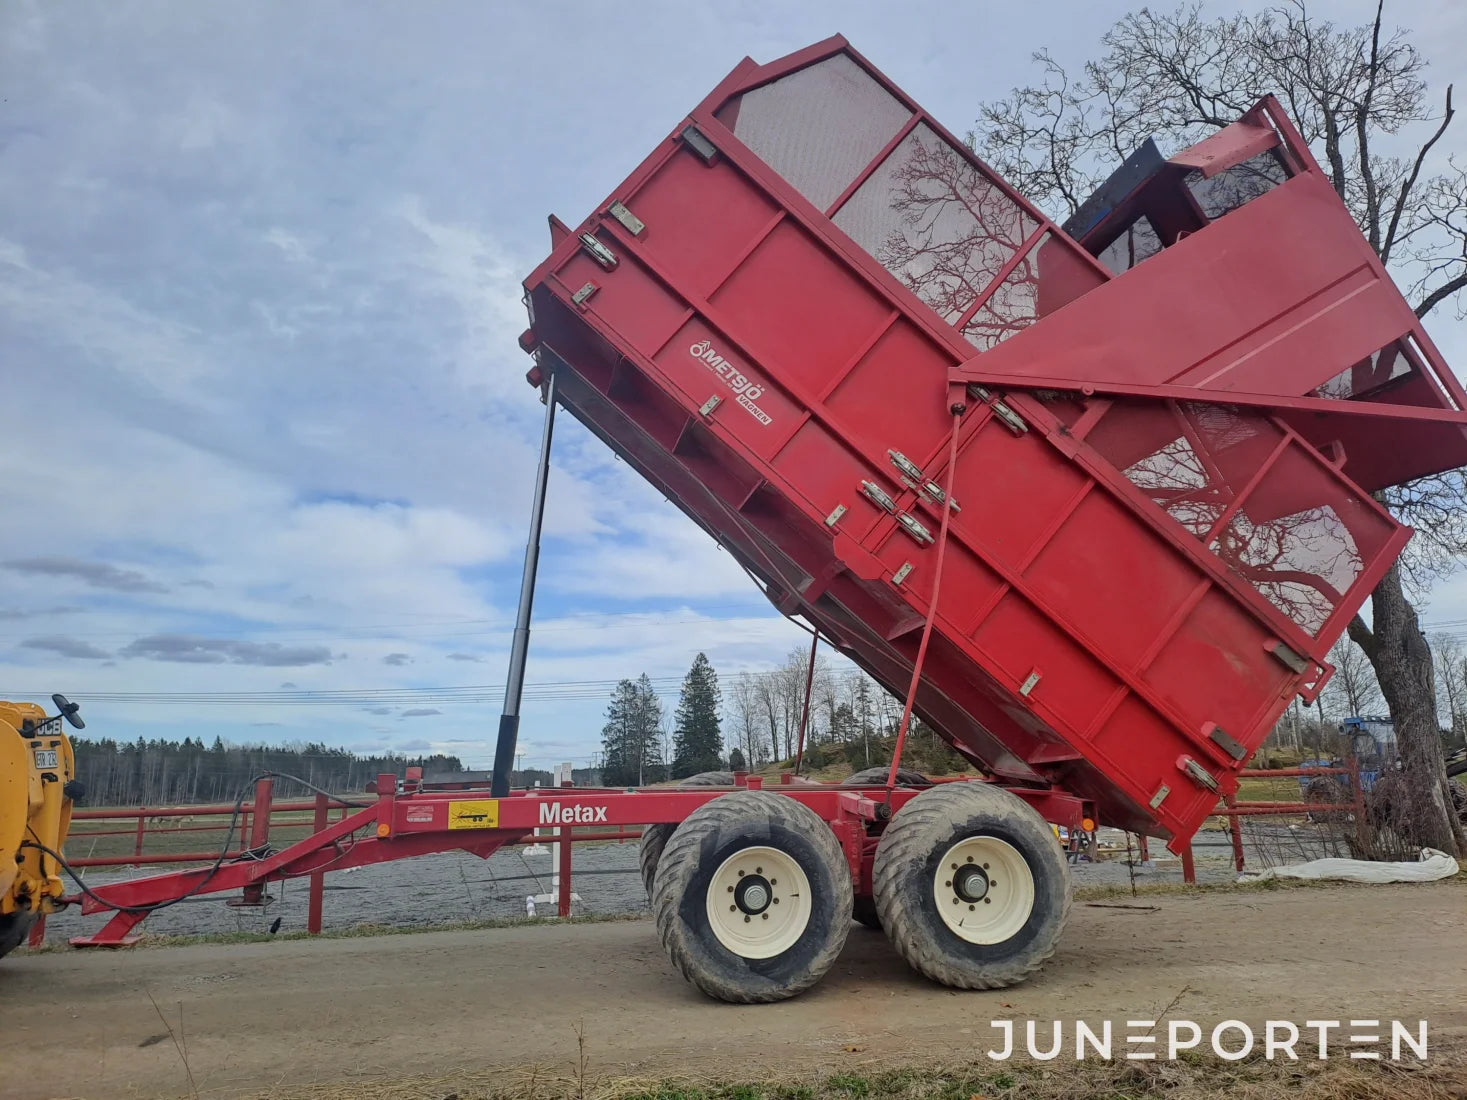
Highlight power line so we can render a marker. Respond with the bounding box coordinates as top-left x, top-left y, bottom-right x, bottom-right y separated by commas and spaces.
2, 675, 707, 707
